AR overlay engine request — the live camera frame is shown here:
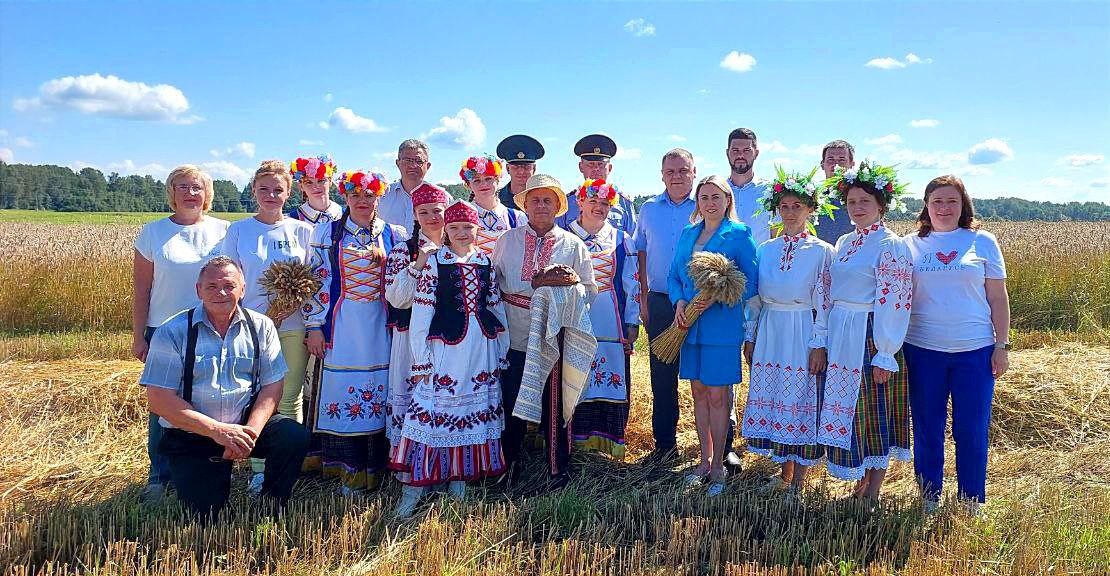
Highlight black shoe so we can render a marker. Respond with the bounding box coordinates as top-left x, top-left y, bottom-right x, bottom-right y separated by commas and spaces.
724, 451, 743, 472
645, 446, 678, 466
